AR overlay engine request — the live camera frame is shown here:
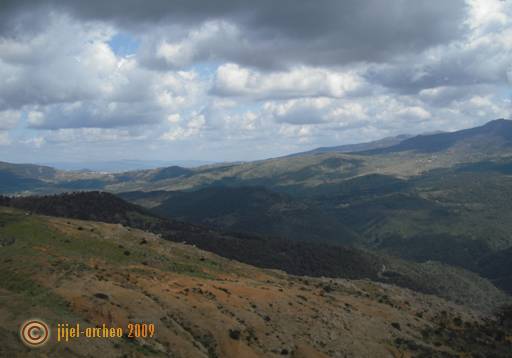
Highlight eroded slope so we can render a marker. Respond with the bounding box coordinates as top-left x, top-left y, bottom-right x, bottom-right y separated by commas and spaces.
0, 208, 511, 357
